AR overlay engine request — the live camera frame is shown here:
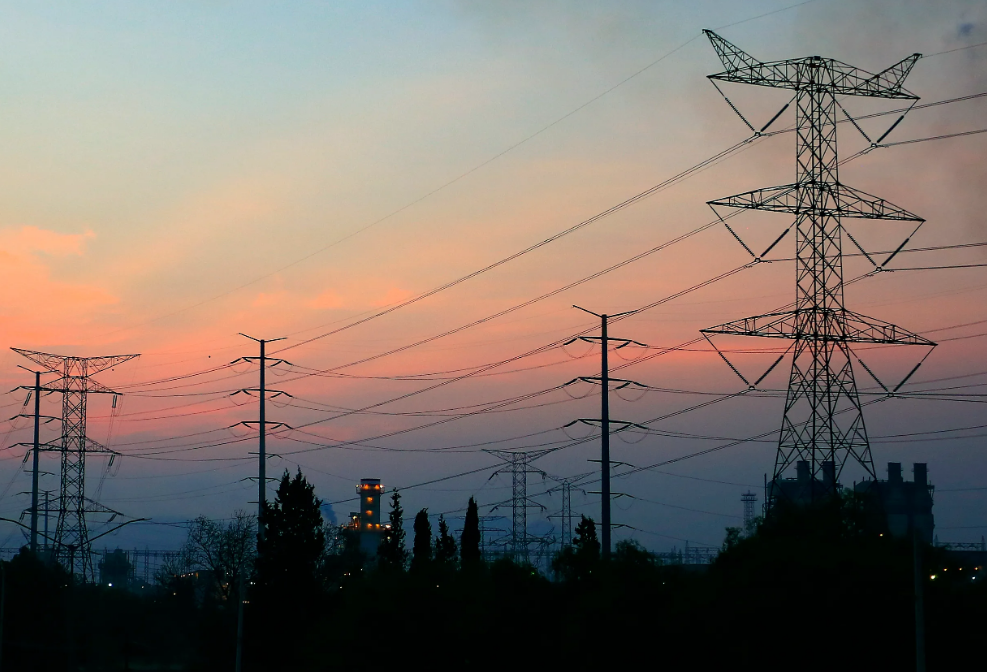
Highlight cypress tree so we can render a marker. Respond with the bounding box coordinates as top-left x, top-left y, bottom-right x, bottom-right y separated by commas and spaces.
378, 490, 408, 570
435, 514, 458, 568
461, 496, 481, 564
411, 508, 433, 571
